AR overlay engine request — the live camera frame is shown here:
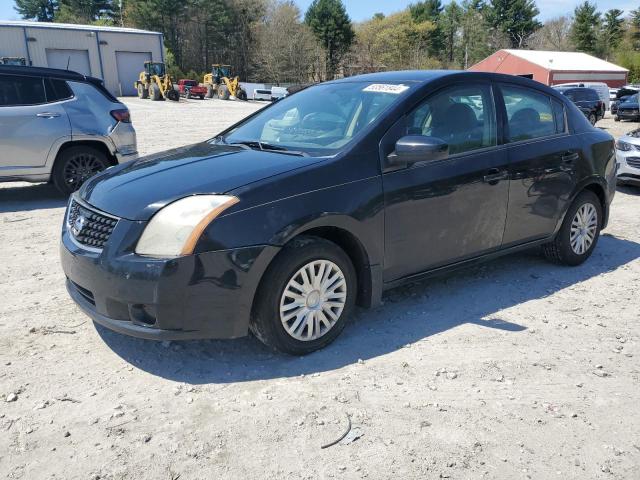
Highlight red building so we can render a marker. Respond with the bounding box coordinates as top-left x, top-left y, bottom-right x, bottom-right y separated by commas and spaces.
469, 49, 629, 88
